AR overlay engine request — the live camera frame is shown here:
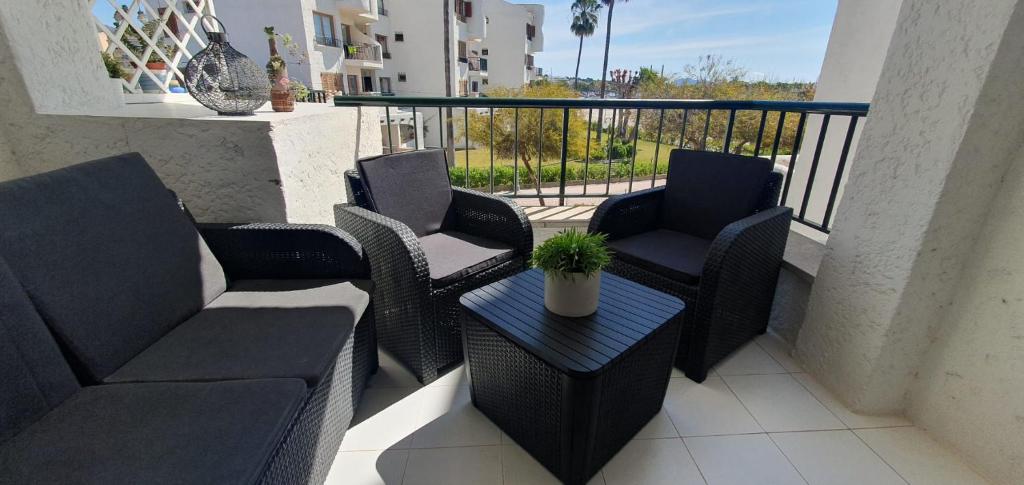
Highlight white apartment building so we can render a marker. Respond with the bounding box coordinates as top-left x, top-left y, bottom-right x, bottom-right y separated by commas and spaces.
217, 0, 543, 150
